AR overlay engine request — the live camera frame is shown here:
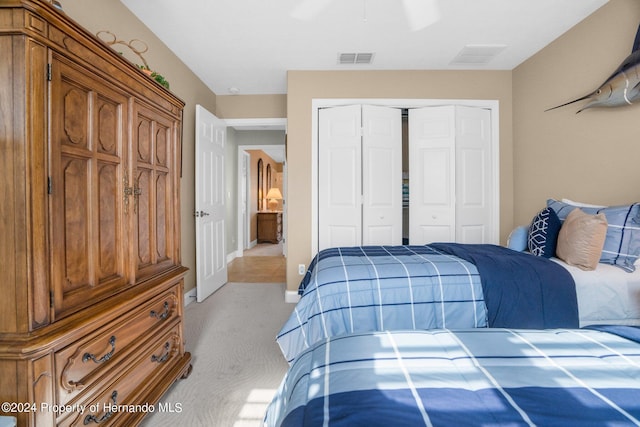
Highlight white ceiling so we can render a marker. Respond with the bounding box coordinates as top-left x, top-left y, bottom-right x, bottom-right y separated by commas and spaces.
120, 0, 608, 96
